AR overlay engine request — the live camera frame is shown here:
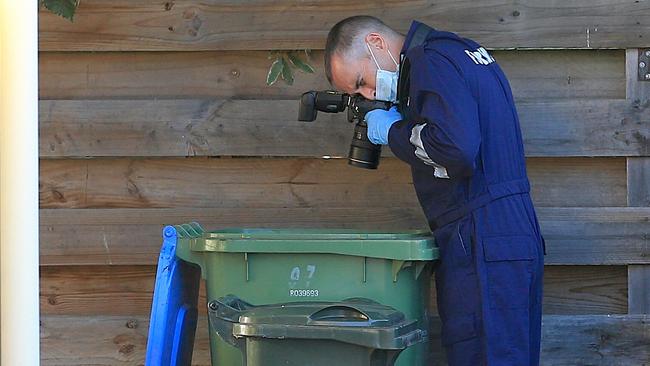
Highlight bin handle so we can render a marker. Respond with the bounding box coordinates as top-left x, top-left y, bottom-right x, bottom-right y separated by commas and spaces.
309, 305, 369, 322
